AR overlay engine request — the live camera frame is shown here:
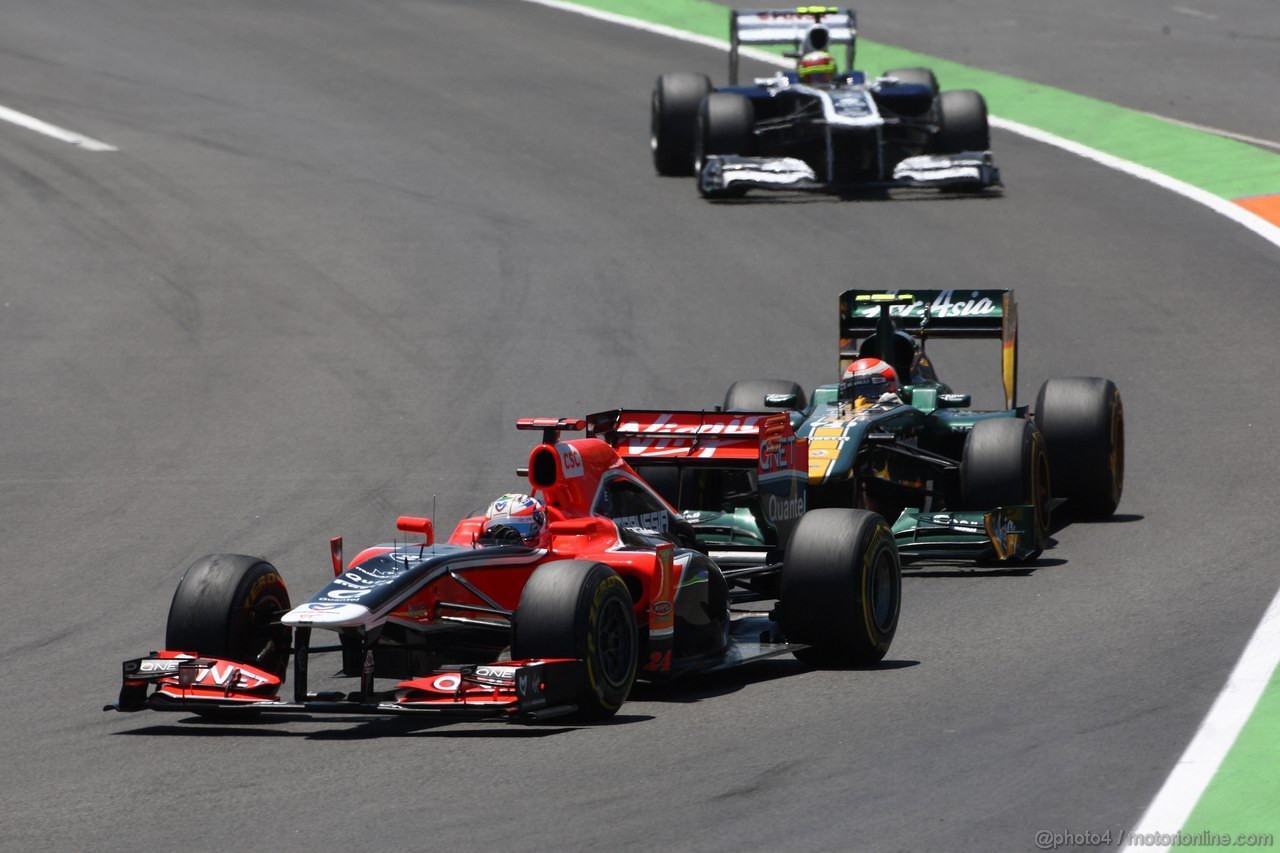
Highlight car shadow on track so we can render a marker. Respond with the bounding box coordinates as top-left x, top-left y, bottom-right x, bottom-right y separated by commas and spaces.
1054, 512, 1144, 529
629, 656, 921, 706
905, 561, 1062, 579
905, 551, 1067, 578
109, 715, 624, 739
904, 513, 1143, 578
705, 188, 1003, 205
